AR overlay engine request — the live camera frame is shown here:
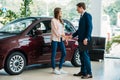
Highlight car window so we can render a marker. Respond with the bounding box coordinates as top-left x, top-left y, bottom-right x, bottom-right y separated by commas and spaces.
64, 21, 74, 33
0, 19, 34, 34
28, 20, 51, 36
38, 20, 51, 33
29, 19, 75, 36
39, 20, 74, 33
40, 23, 46, 30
